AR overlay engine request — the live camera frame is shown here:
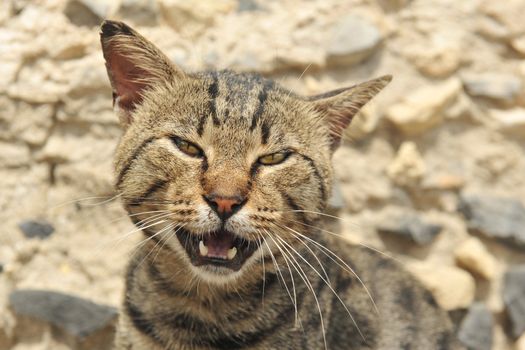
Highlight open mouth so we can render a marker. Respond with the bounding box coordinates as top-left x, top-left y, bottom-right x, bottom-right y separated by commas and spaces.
176, 229, 261, 271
